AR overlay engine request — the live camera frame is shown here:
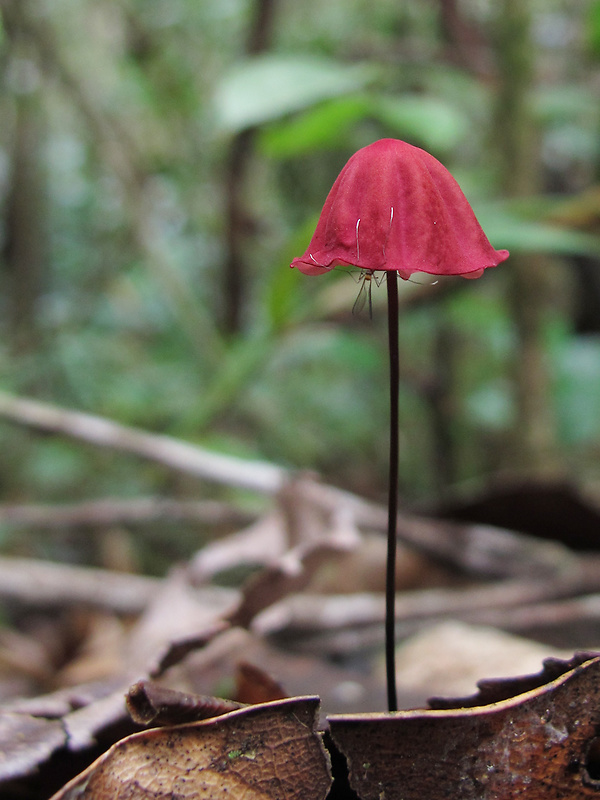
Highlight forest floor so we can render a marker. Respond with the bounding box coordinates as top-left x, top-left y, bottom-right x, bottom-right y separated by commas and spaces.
1, 394, 600, 798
